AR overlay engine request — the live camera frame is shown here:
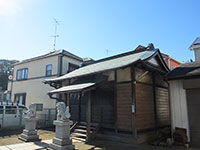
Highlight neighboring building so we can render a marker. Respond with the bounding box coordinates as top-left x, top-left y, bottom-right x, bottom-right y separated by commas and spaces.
189, 36, 200, 61
8, 50, 82, 109
165, 38, 200, 148
165, 61, 200, 148
45, 44, 170, 142
161, 53, 181, 70
135, 45, 181, 70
